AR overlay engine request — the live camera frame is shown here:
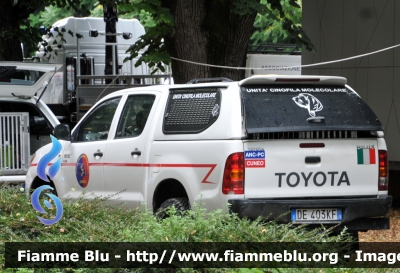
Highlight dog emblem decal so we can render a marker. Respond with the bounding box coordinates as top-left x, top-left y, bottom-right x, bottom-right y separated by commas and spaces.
292, 93, 323, 117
